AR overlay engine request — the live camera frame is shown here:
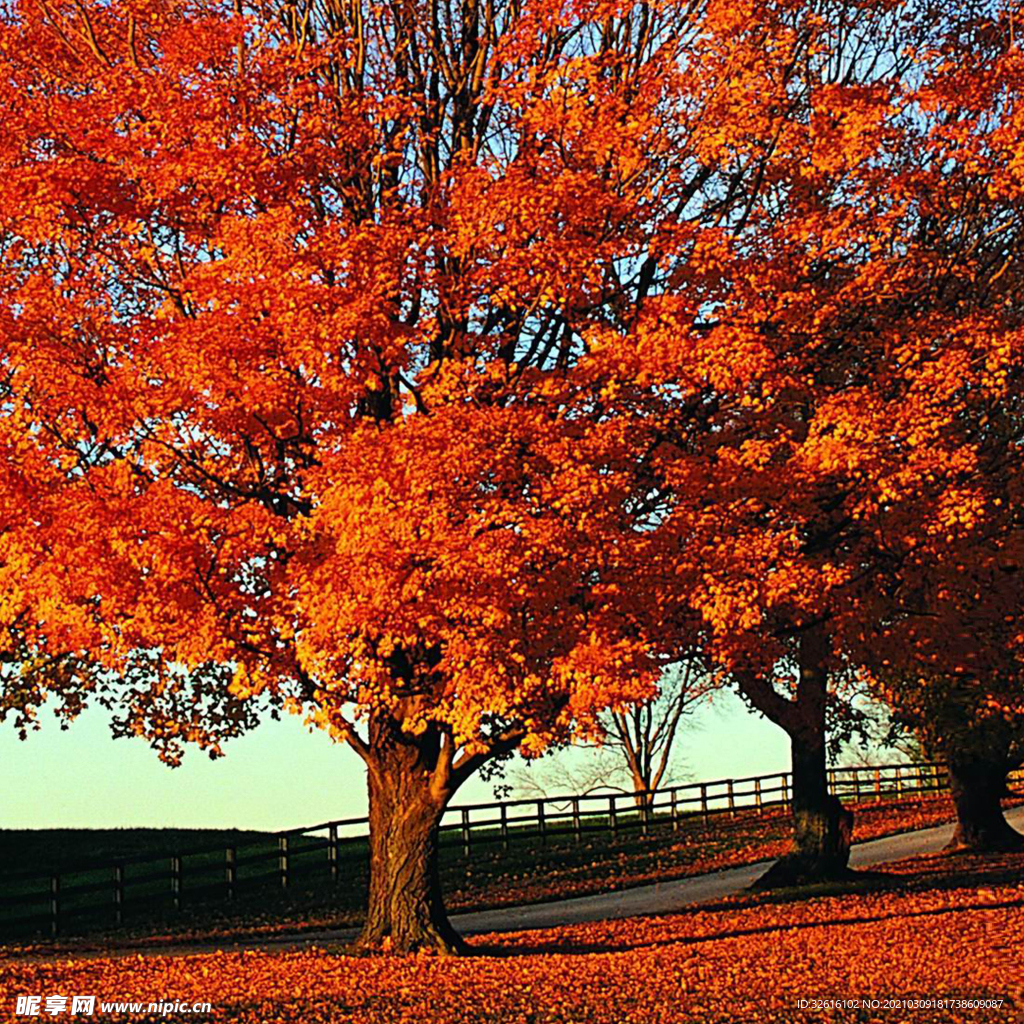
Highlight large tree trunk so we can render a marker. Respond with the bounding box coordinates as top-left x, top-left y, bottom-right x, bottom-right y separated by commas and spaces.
751, 624, 853, 888
945, 751, 1024, 853
354, 717, 465, 955
788, 732, 853, 872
